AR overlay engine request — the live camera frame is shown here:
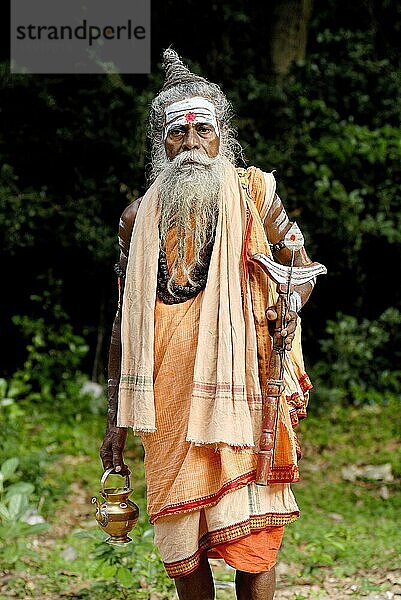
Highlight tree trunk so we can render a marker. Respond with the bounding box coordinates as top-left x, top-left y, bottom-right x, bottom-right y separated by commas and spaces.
270, 0, 313, 76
